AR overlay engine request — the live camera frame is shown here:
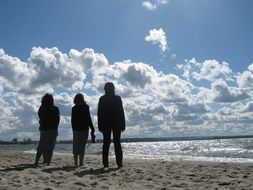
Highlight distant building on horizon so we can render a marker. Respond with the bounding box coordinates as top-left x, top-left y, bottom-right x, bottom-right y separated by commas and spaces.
11, 138, 18, 144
